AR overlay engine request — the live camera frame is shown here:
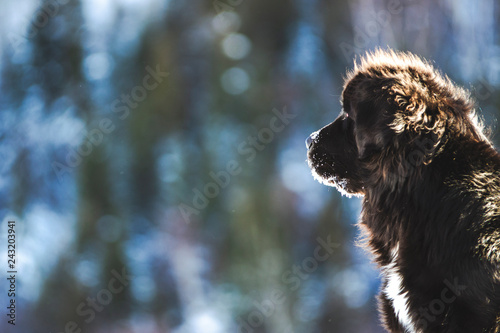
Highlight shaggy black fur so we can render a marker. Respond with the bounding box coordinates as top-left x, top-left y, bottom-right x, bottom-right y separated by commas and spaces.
306, 49, 500, 332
